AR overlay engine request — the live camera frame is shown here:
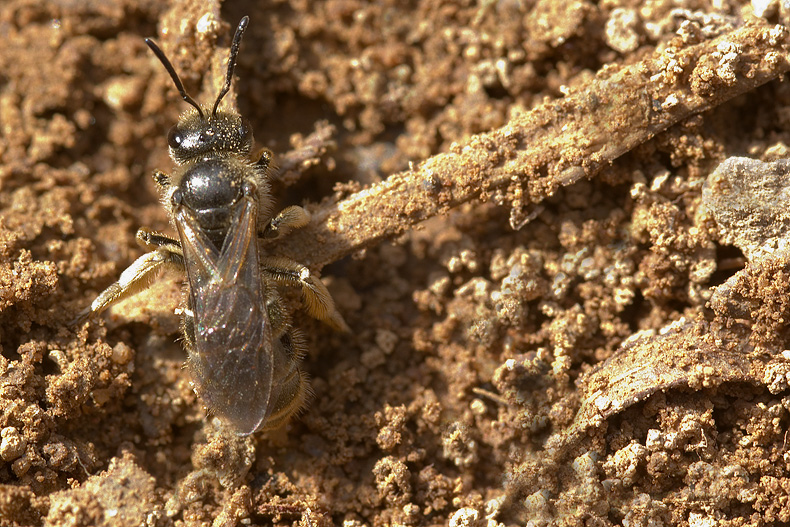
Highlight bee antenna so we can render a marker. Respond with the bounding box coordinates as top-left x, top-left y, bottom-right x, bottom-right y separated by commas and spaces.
145, 37, 205, 120
211, 16, 249, 118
